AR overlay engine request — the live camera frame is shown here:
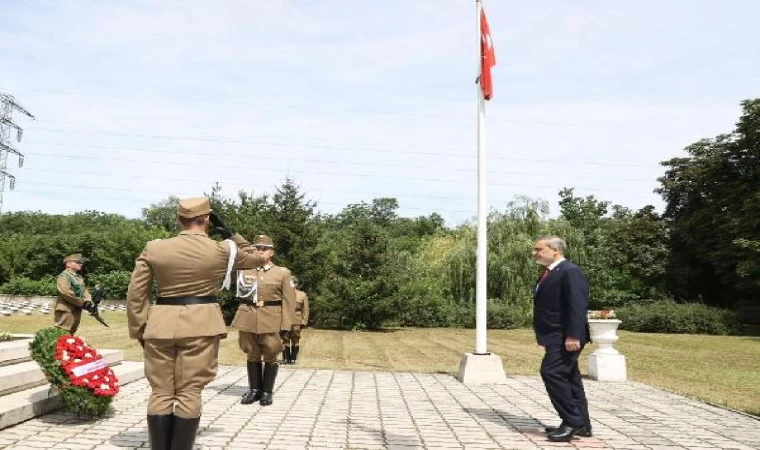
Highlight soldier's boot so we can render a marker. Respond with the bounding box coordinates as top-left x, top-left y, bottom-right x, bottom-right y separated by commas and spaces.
259, 362, 279, 406
291, 345, 300, 365
282, 346, 291, 364
241, 361, 263, 404
147, 414, 173, 450
169, 416, 199, 450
